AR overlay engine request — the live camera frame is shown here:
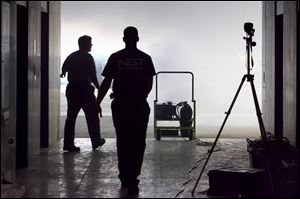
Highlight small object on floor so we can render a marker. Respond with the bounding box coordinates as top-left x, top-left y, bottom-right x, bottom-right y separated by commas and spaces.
207, 167, 264, 197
